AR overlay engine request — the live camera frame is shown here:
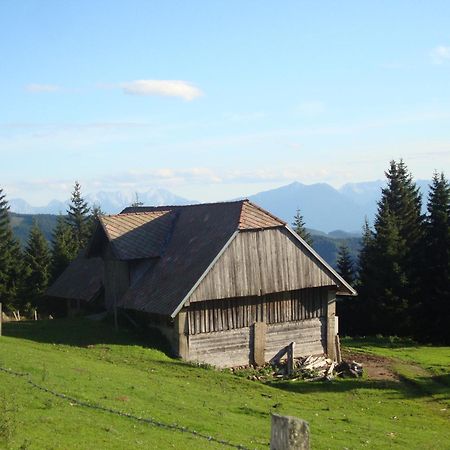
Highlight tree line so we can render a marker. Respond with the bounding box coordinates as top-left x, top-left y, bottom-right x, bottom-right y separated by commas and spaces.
0, 182, 100, 315
324, 161, 448, 344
